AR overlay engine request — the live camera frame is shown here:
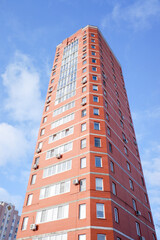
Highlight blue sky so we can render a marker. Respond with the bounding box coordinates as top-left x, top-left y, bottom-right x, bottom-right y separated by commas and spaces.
0, 0, 160, 238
